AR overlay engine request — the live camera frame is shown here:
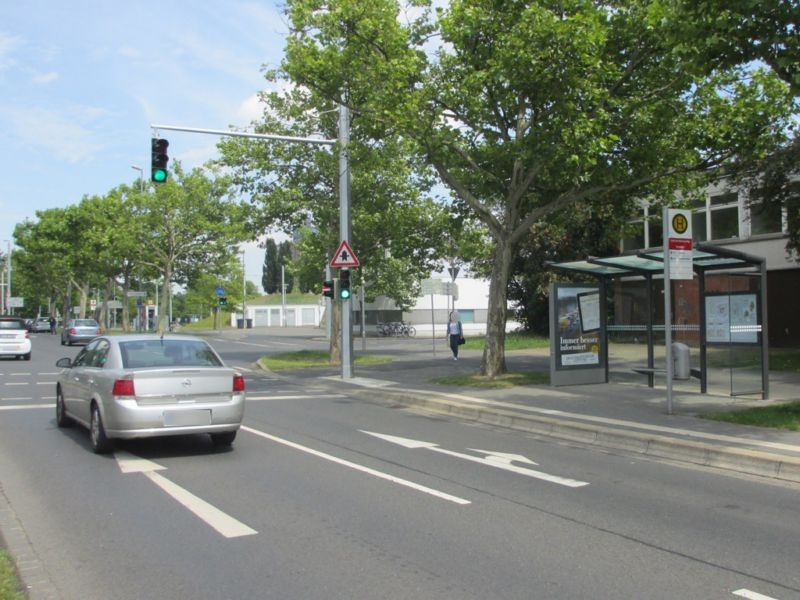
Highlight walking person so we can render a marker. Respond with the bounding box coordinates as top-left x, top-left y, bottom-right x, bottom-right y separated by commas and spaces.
447, 311, 464, 360
49, 316, 56, 335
